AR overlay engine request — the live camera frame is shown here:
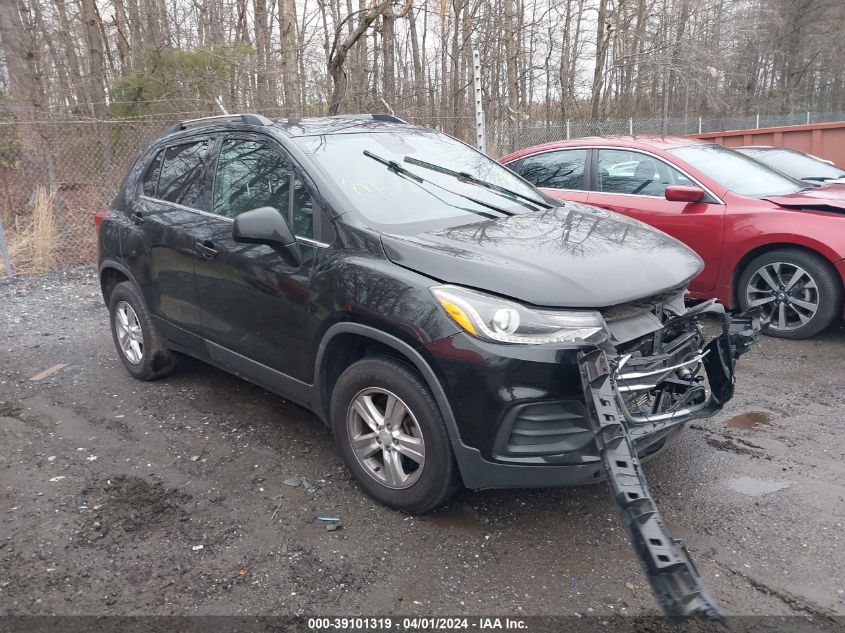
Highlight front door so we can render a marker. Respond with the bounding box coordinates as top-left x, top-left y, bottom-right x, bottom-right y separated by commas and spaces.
587, 148, 726, 293
193, 135, 323, 384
